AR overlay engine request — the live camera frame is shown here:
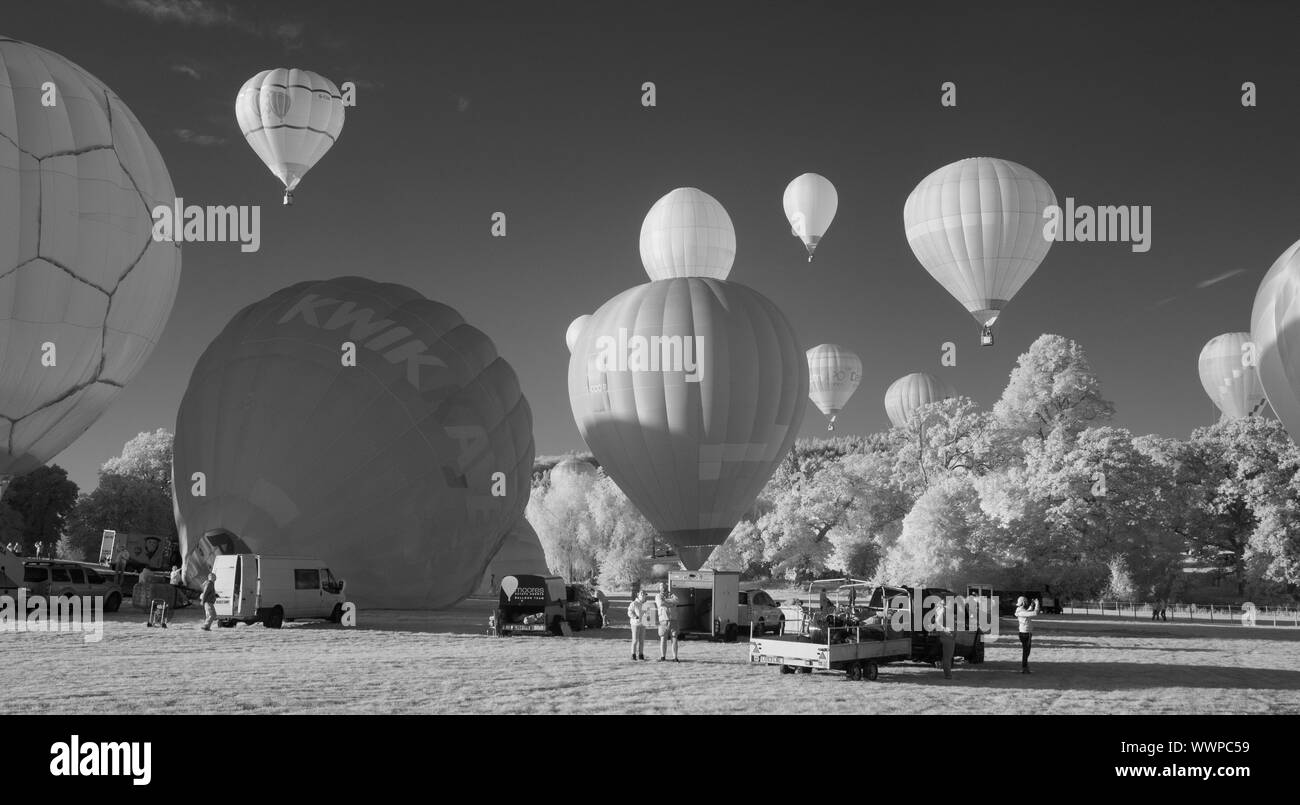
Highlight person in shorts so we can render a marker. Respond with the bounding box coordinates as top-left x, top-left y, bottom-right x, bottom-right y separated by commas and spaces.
656, 586, 679, 662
